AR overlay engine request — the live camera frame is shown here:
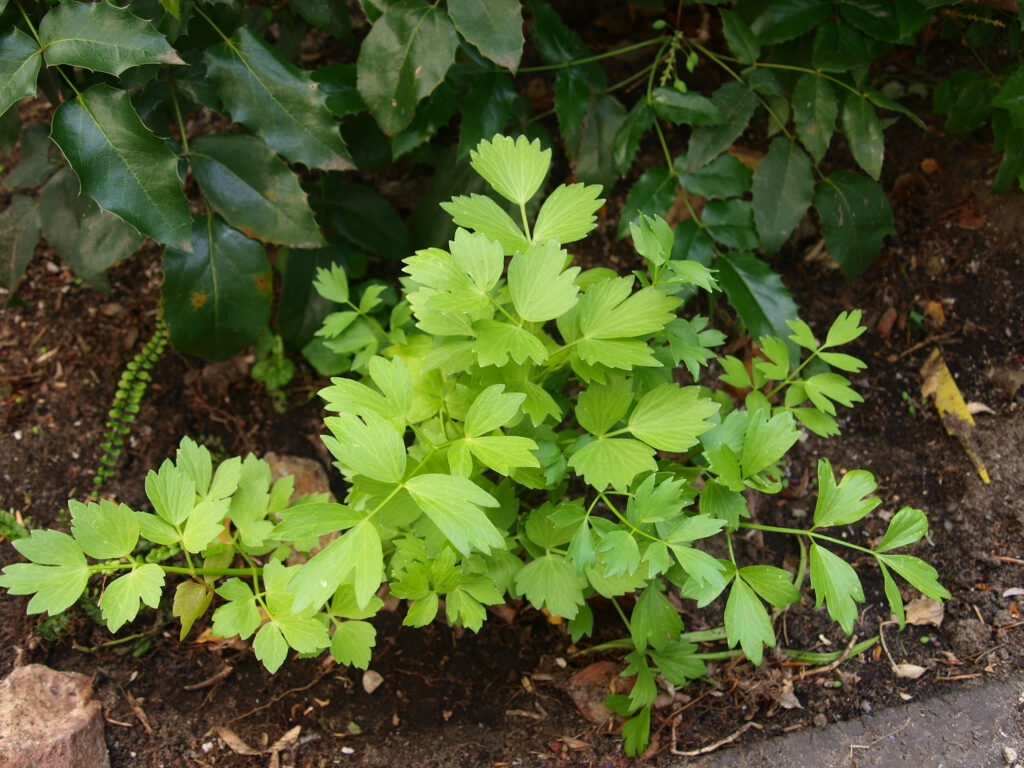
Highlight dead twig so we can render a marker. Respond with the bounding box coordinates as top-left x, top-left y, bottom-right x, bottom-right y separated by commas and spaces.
183, 665, 234, 691
896, 328, 959, 360
670, 721, 758, 756
848, 717, 911, 763
224, 661, 332, 725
